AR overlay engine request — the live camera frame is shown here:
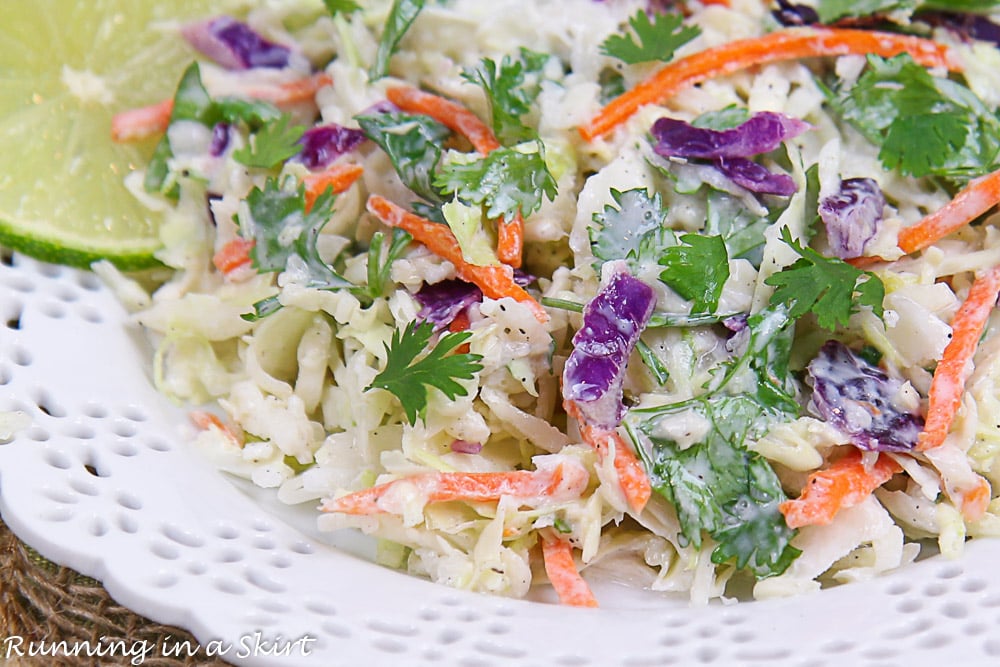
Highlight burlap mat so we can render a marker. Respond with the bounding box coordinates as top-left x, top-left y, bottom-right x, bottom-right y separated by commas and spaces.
0, 518, 231, 666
